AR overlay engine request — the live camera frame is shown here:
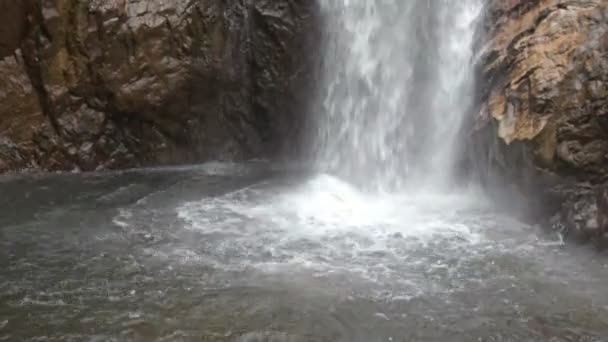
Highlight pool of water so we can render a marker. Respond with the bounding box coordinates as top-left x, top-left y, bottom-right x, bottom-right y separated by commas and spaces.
1, 163, 608, 341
